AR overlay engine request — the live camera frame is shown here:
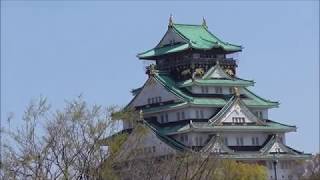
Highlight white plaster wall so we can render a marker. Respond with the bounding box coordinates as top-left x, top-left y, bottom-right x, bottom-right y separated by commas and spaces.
222, 133, 269, 146
251, 108, 269, 119
171, 132, 211, 146
145, 107, 217, 123
188, 107, 217, 119
191, 86, 233, 94
189, 132, 211, 146
131, 78, 179, 107
121, 129, 177, 160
